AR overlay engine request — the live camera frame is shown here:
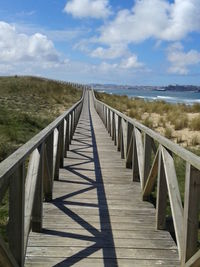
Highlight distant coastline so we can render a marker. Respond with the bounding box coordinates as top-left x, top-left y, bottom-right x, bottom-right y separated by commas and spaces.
92, 84, 200, 104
